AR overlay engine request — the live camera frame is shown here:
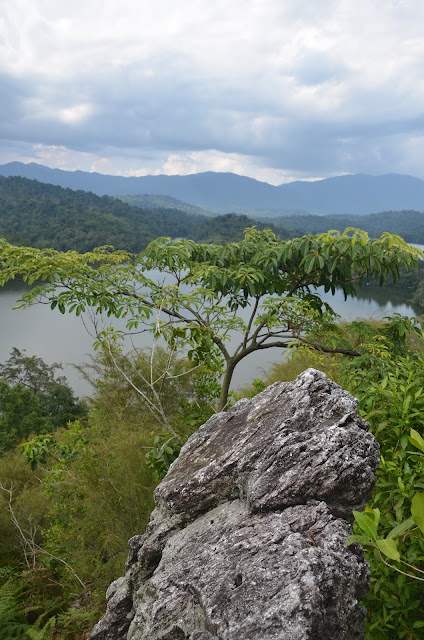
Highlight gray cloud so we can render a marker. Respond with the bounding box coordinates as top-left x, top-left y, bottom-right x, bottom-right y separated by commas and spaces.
1, 0, 424, 182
